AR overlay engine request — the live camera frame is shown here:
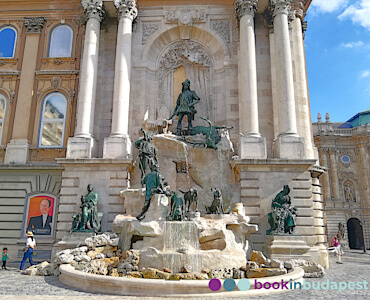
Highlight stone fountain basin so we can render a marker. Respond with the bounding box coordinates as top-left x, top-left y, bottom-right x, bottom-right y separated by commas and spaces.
59, 264, 304, 297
